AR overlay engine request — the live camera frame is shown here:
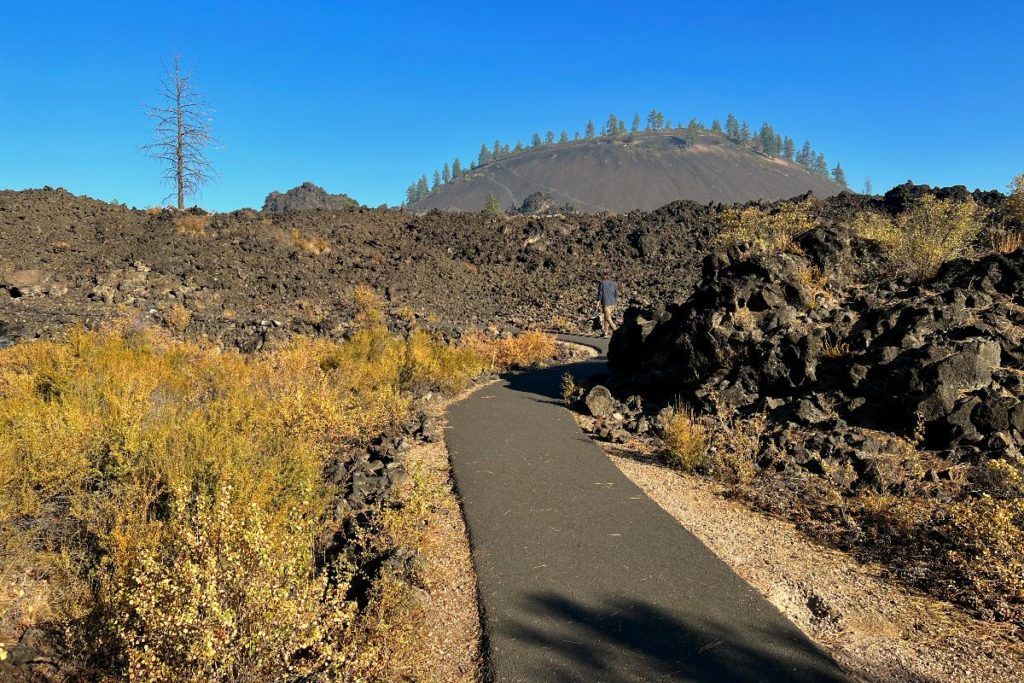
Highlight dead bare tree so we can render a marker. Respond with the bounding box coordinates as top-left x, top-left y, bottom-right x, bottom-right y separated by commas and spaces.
143, 54, 217, 209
